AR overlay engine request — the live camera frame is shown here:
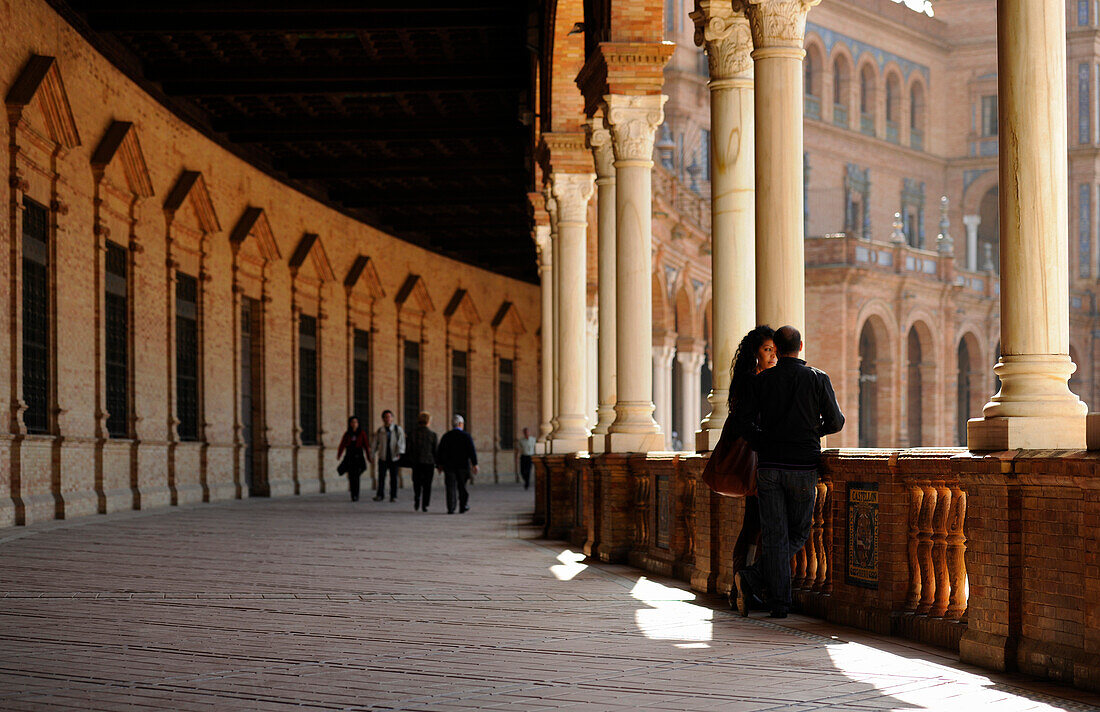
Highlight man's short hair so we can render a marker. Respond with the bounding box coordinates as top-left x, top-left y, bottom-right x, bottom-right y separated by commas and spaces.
381, 409, 393, 418
774, 325, 802, 356
453, 414, 465, 428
